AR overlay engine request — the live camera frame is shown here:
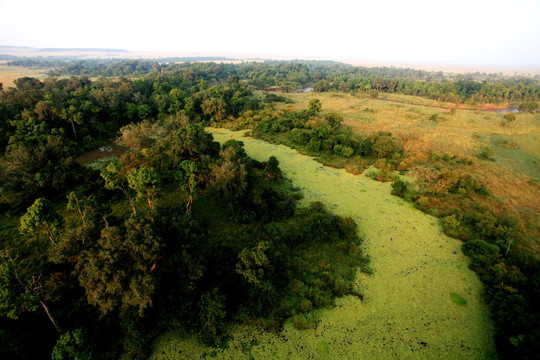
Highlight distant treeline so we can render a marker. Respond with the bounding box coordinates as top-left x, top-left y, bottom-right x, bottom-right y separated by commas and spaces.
4, 58, 540, 103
